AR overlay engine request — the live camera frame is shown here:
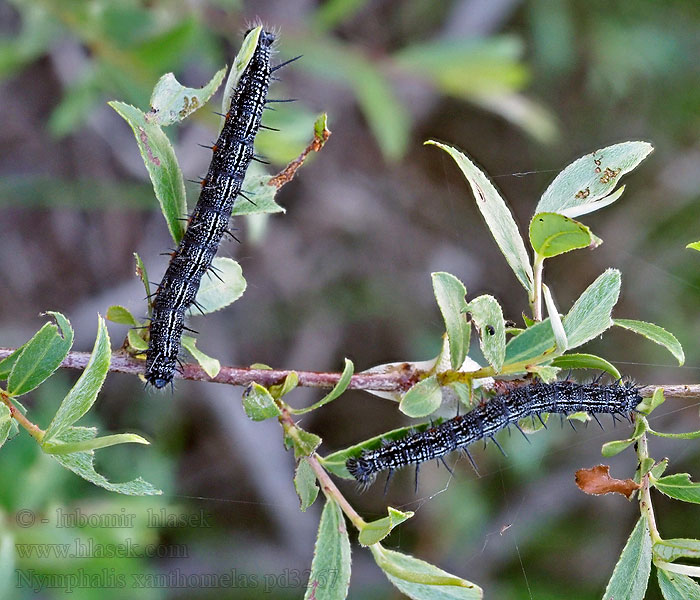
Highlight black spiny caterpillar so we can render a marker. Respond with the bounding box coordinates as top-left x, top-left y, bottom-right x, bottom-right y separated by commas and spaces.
145, 29, 275, 388
346, 379, 642, 486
